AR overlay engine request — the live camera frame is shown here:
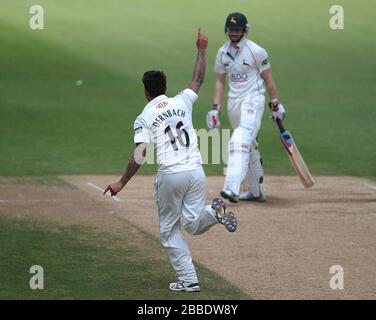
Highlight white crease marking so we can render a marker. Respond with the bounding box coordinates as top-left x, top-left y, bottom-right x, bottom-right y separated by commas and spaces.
365, 183, 376, 191
87, 182, 122, 202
